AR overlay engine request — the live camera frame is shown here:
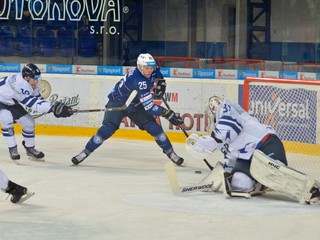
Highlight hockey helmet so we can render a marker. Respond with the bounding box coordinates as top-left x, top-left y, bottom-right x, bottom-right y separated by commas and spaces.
22, 63, 41, 80
205, 96, 222, 116
137, 53, 157, 74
